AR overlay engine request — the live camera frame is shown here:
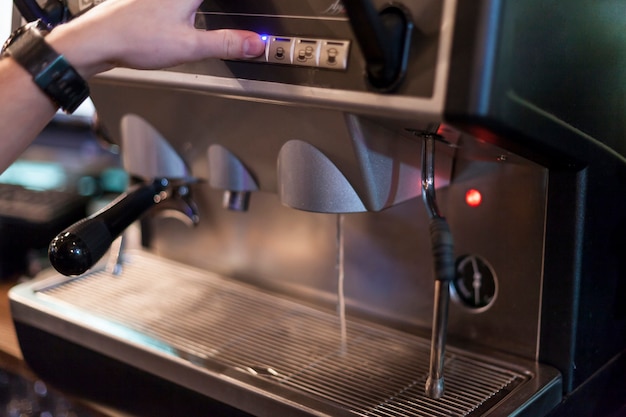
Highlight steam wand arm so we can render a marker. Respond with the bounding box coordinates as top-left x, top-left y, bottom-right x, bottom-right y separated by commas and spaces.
421, 135, 455, 399
48, 178, 171, 277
